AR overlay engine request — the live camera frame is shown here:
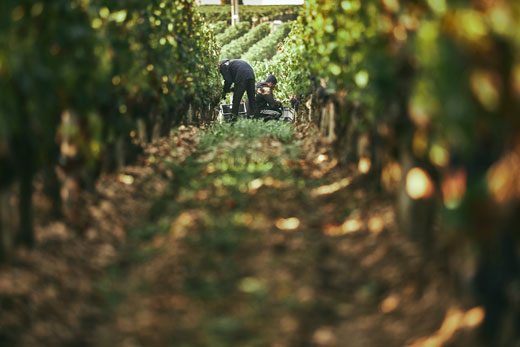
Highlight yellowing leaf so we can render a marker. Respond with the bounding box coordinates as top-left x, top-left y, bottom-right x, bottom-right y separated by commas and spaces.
91, 18, 103, 30
429, 144, 449, 167
111, 10, 127, 23
380, 294, 400, 313
311, 177, 351, 197
118, 174, 134, 185
99, 7, 110, 19
275, 217, 300, 231
358, 158, 371, 174
470, 70, 500, 112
